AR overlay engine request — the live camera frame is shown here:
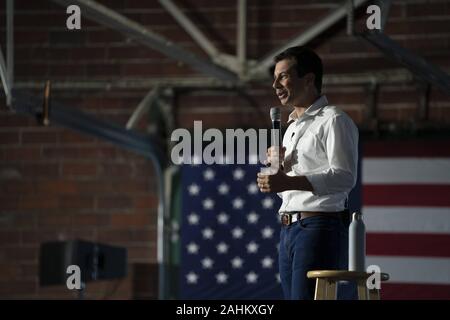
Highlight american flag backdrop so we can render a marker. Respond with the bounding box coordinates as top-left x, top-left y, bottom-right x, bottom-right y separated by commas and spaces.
363, 140, 450, 299
178, 139, 450, 299
179, 159, 283, 299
